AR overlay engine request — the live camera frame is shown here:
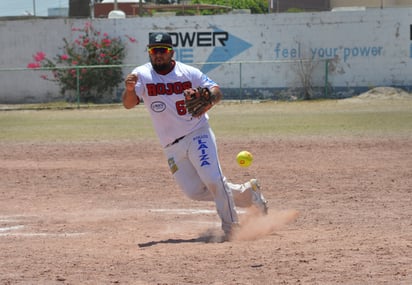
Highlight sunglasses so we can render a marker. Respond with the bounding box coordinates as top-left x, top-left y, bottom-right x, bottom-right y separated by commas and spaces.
148, 46, 173, 55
